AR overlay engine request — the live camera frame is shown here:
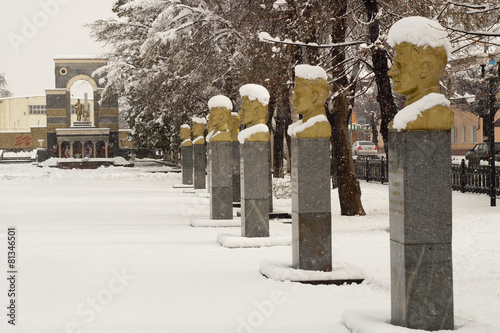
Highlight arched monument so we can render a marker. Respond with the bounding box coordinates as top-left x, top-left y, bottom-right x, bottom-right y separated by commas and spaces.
42, 57, 119, 161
